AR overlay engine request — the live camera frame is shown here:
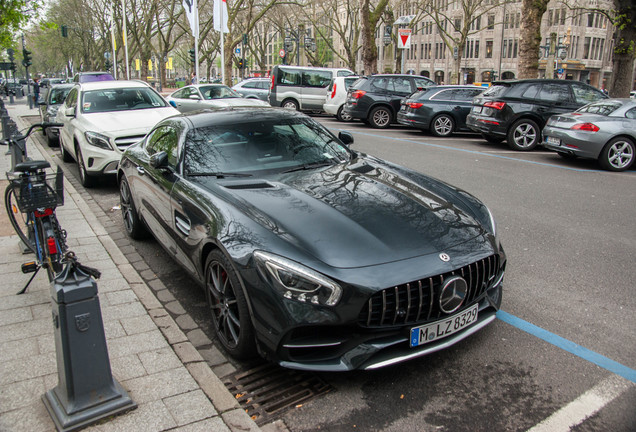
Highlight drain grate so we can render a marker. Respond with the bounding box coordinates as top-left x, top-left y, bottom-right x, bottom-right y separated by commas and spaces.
223, 363, 333, 425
